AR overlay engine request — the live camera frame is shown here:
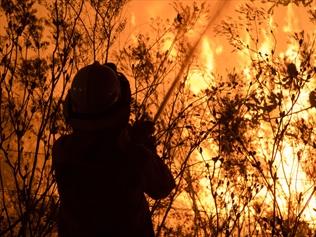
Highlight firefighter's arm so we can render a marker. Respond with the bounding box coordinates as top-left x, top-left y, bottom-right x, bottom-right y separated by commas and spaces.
137, 145, 175, 200
131, 120, 175, 199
